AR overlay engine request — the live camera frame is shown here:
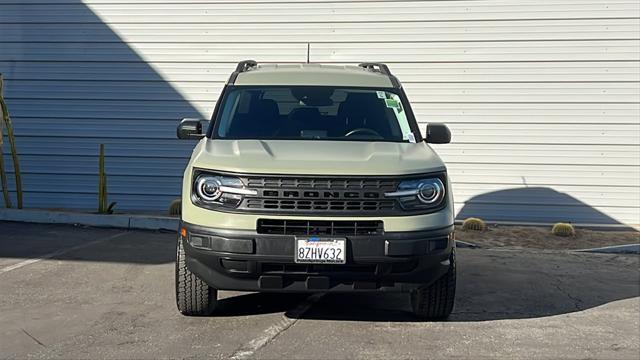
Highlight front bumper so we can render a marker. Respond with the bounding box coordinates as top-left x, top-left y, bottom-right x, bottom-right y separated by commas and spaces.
181, 222, 454, 293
